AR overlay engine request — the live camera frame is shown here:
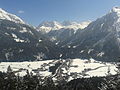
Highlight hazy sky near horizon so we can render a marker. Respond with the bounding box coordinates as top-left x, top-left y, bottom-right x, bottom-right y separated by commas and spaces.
0, 0, 120, 26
